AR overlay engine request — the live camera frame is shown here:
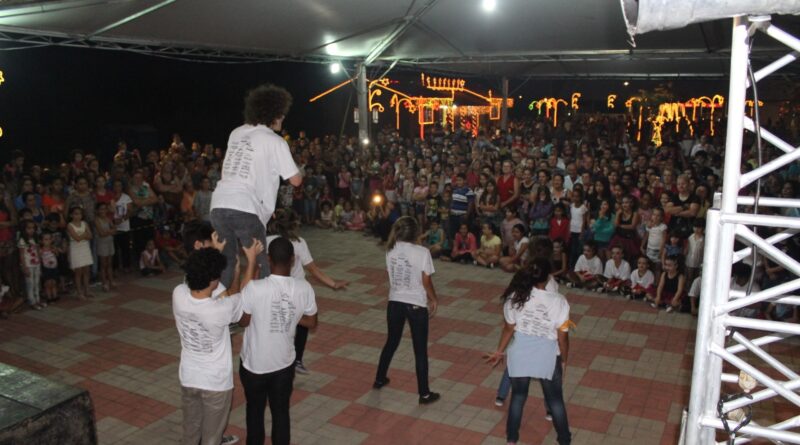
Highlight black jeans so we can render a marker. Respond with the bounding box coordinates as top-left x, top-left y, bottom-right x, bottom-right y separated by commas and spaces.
113, 230, 132, 270
239, 361, 295, 445
375, 301, 430, 396
294, 325, 308, 363
507, 356, 571, 445
210, 208, 270, 288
